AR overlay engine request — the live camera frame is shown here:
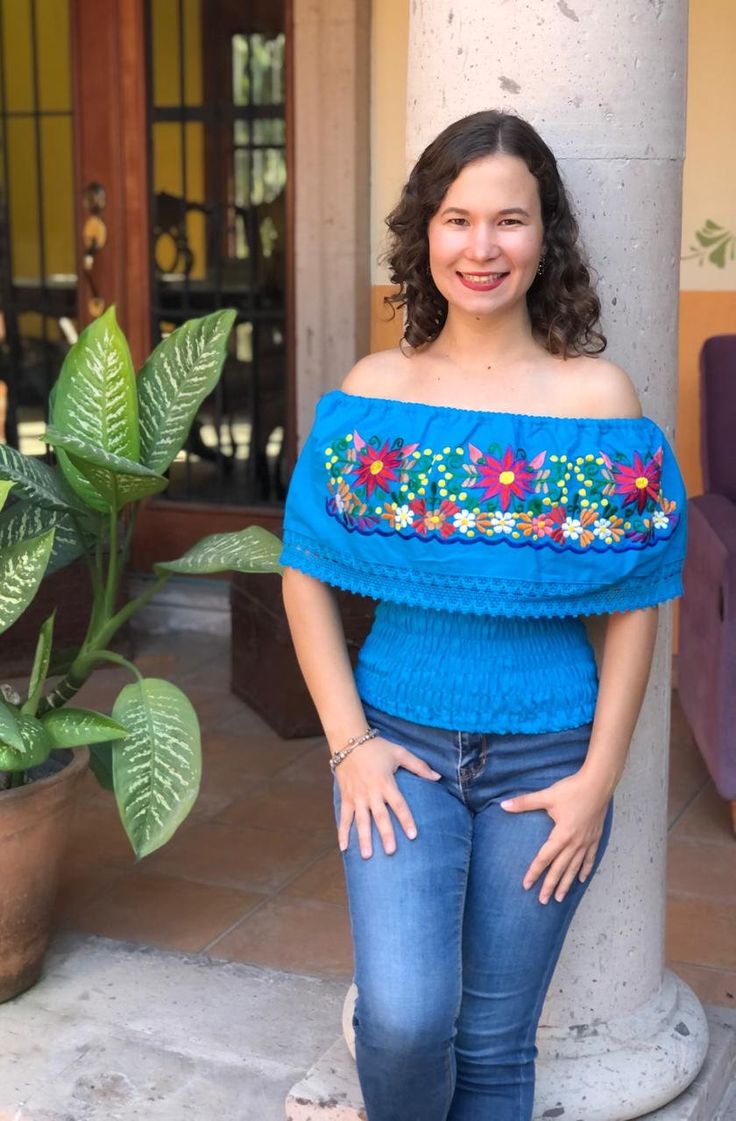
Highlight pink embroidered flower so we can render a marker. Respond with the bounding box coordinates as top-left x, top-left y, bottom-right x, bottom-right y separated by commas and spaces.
409, 497, 459, 538
351, 441, 404, 497
472, 445, 535, 510
517, 512, 555, 539
612, 448, 662, 513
